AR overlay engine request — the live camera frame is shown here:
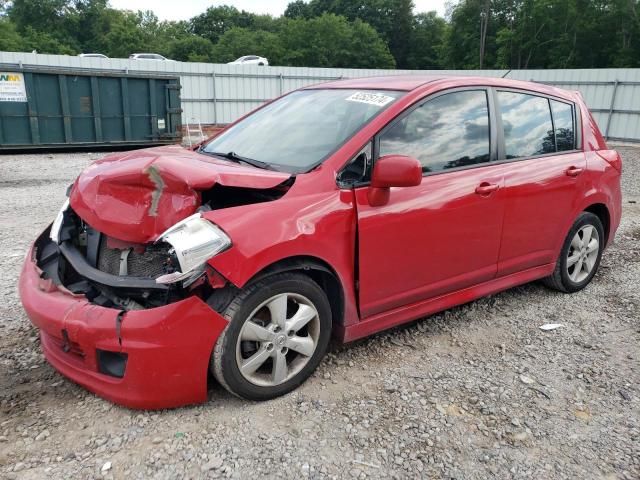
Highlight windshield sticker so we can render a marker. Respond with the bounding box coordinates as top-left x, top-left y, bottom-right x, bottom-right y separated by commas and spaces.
345, 92, 395, 107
